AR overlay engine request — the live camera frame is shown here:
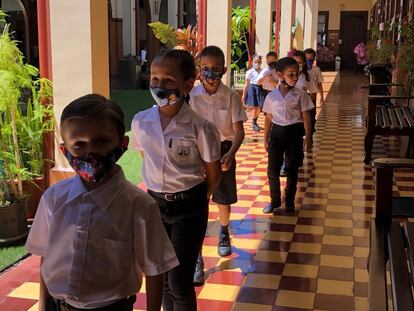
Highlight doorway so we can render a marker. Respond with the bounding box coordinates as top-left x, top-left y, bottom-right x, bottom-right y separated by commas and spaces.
339, 11, 368, 70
